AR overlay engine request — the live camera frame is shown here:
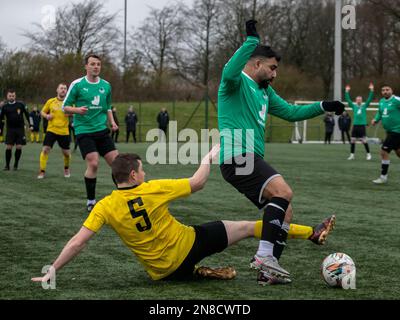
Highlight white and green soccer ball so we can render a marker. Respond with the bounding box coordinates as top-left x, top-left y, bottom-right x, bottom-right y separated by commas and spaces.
321, 253, 356, 289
